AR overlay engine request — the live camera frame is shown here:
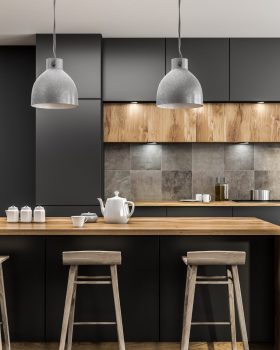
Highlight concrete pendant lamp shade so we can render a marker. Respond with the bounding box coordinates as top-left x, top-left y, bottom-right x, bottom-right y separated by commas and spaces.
31, 0, 78, 109
156, 58, 203, 109
31, 58, 78, 109
156, 0, 203, 109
